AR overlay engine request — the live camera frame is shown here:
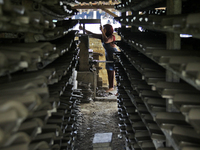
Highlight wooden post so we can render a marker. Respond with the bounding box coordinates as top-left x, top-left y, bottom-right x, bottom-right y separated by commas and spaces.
166, 0, 182, 82
121, 12, 126, 29
79, 35, 90, 71
165, 0, 182, 146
